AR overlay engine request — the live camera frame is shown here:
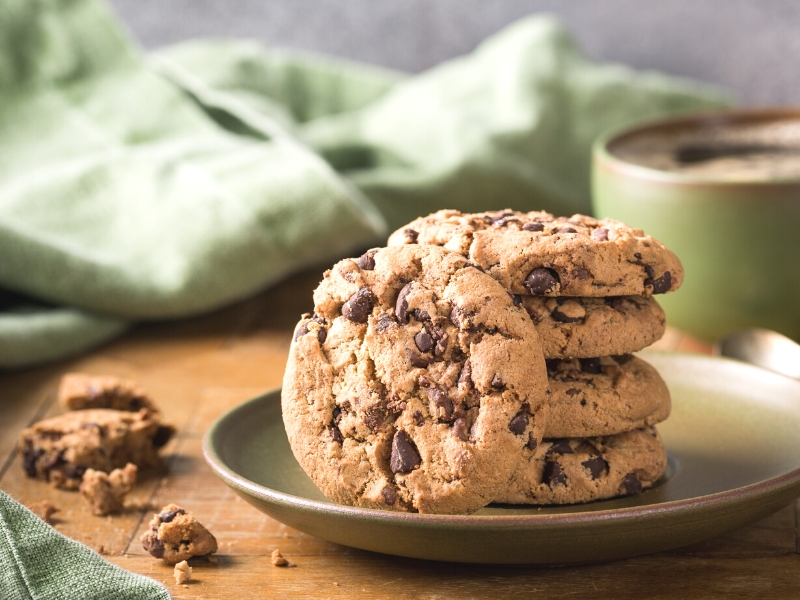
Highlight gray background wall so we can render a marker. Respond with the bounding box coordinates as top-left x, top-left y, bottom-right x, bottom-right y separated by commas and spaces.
109, 0, 799, 105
